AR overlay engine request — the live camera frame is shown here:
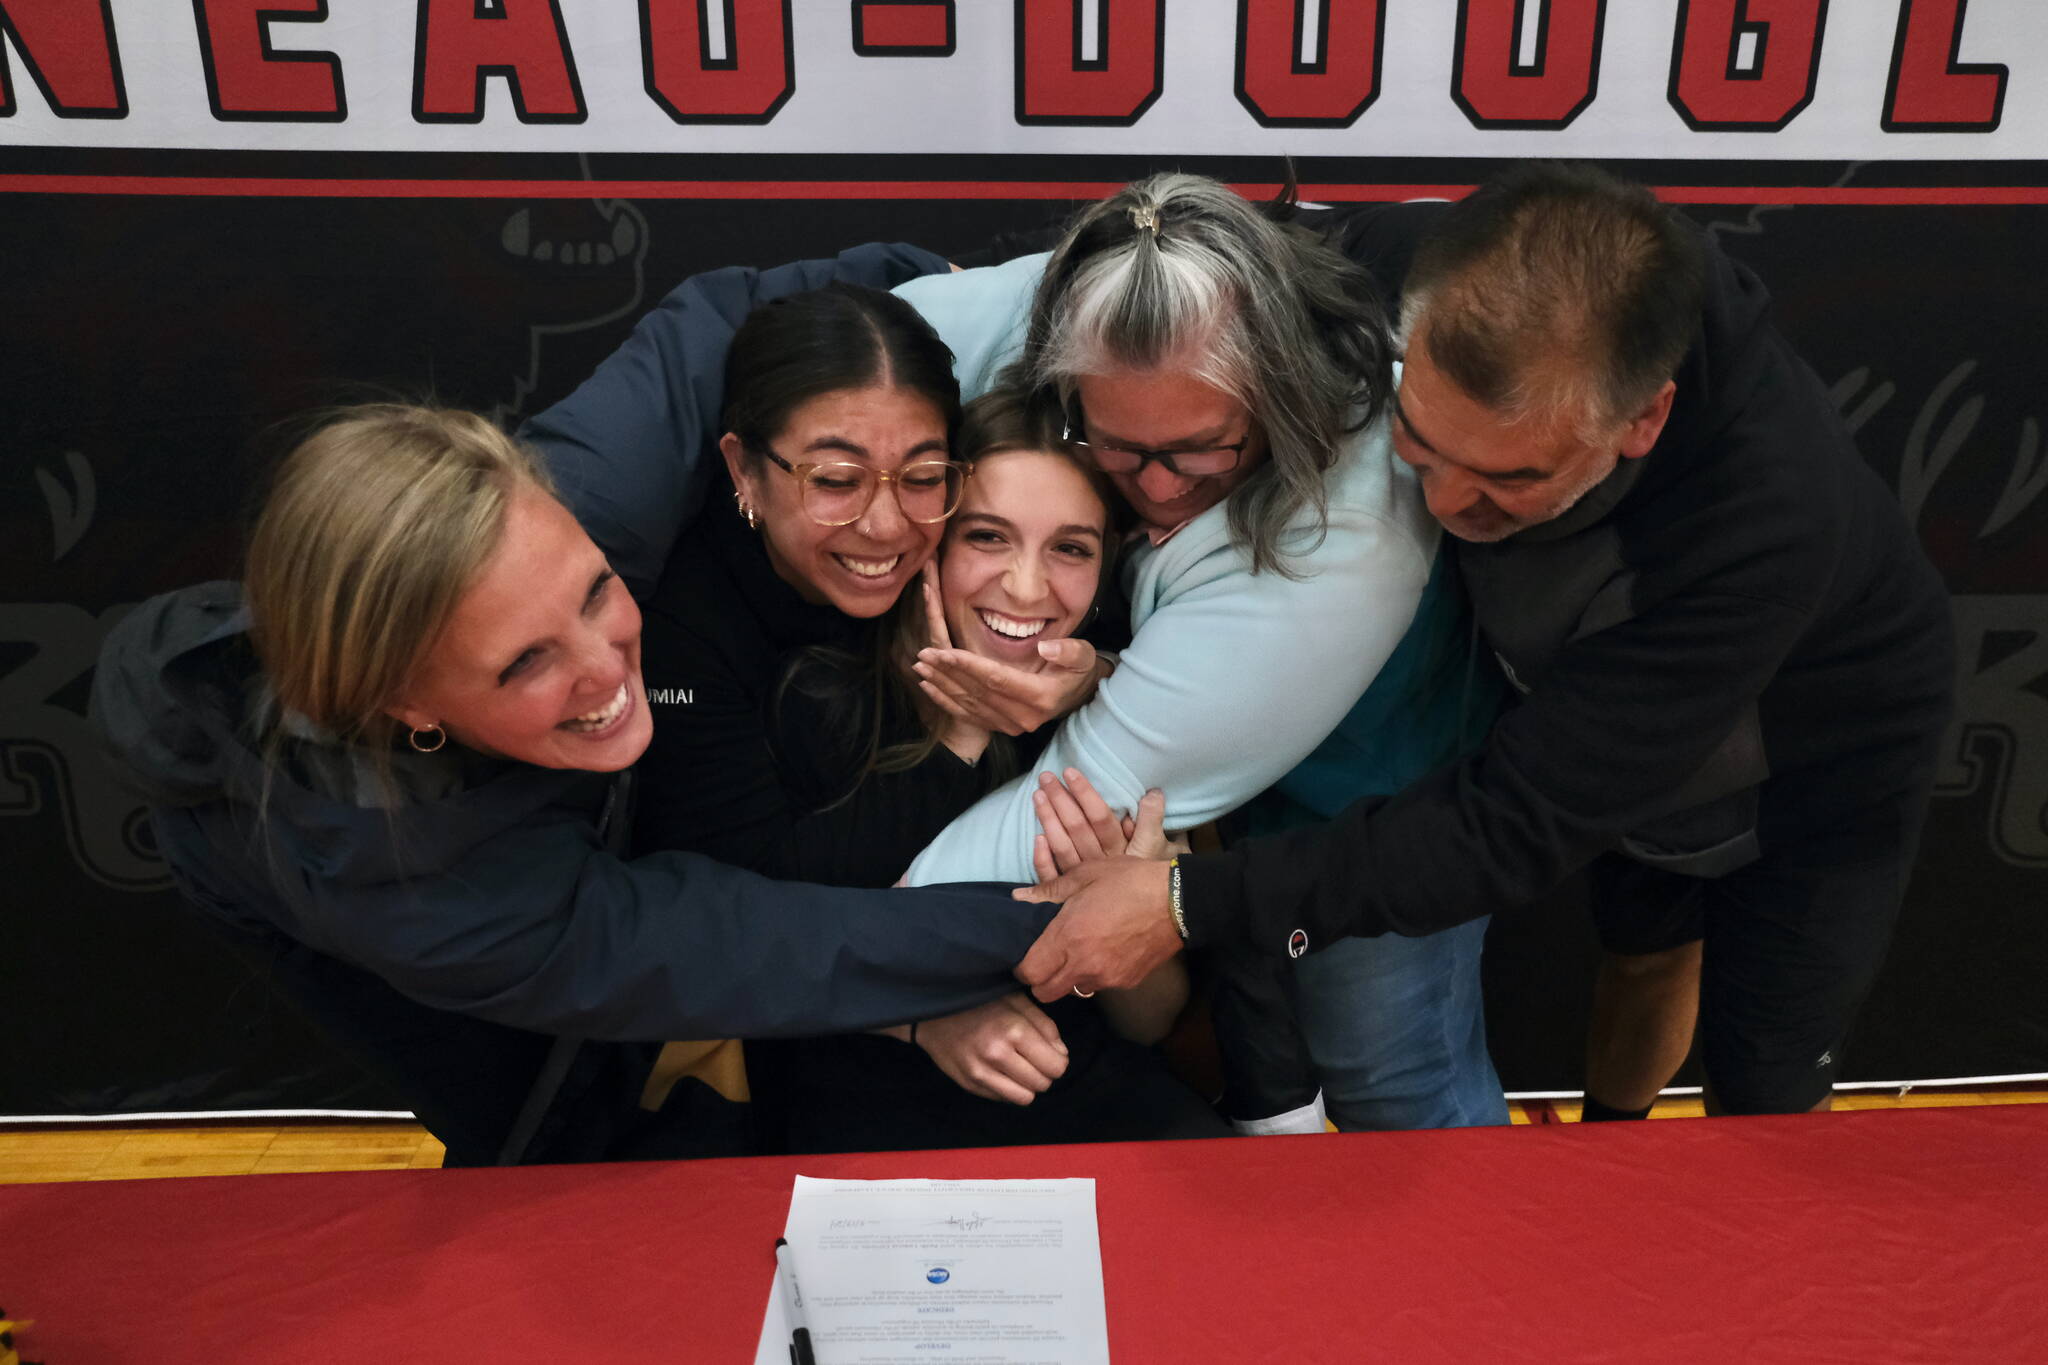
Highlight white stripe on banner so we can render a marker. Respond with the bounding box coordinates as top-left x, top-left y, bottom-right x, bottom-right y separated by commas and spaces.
0, 0, 2036, 160
1518, 0, 1544, 72
703, 0, 730, 67
1735, 27, 1761, 75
